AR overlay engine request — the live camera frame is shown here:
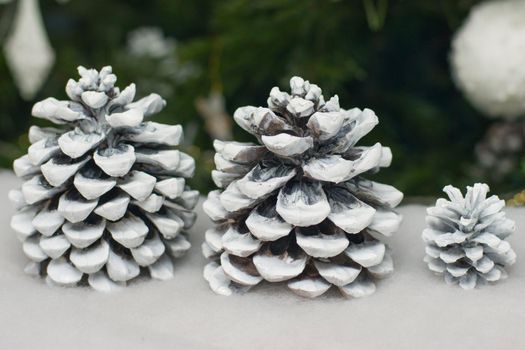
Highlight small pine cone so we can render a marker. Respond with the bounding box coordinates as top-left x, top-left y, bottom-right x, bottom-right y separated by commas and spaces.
9, 66, 198, 291
422, 183, 516, 289
202, 76, 404, 298
475, 120, 525, 180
